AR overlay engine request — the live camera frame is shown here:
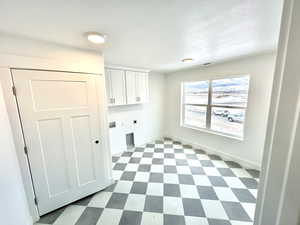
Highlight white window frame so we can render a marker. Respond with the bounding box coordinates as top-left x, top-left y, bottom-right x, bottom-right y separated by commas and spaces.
181, 75, 249, 140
